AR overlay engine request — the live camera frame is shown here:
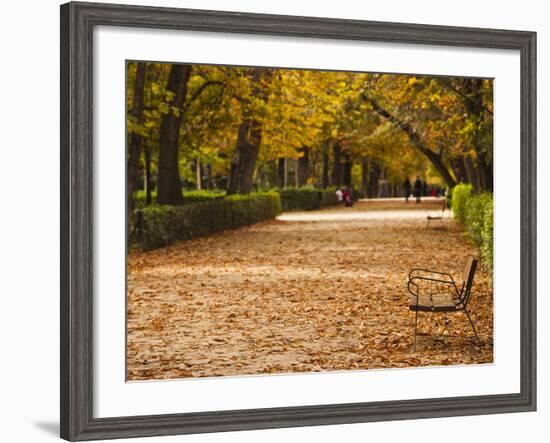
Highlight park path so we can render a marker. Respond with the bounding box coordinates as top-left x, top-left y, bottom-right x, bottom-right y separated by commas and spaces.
127, 198, 493, 380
